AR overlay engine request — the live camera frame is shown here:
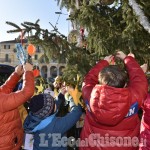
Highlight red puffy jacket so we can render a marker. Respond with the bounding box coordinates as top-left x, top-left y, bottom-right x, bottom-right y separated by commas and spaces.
80, 56, 148, 150
0, 71, 34, 150
139, 94, 150, 150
